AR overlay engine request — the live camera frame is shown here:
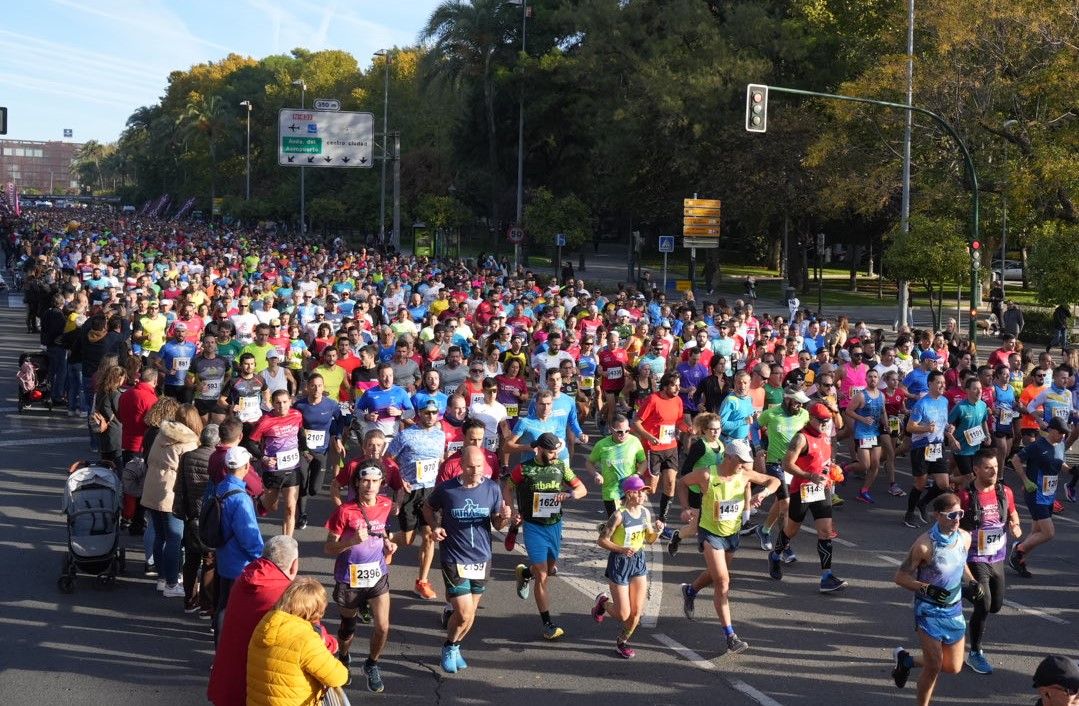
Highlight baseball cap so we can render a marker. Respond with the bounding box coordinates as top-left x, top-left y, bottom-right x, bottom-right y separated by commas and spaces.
616, 309, 631, 318
725, 439, 754, 463
421, 399, 441, 413
224, 446, 252, 470
920, 350, 939, 361
172, 322, 187, 332
533, 432, 562, 451
620, 475, 647, 493
1048, 417, 1071, 435
809, 402, 832, 421
784, 388, 811, 404
1033, 655, 1079, 691
266, 349, 282, 360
